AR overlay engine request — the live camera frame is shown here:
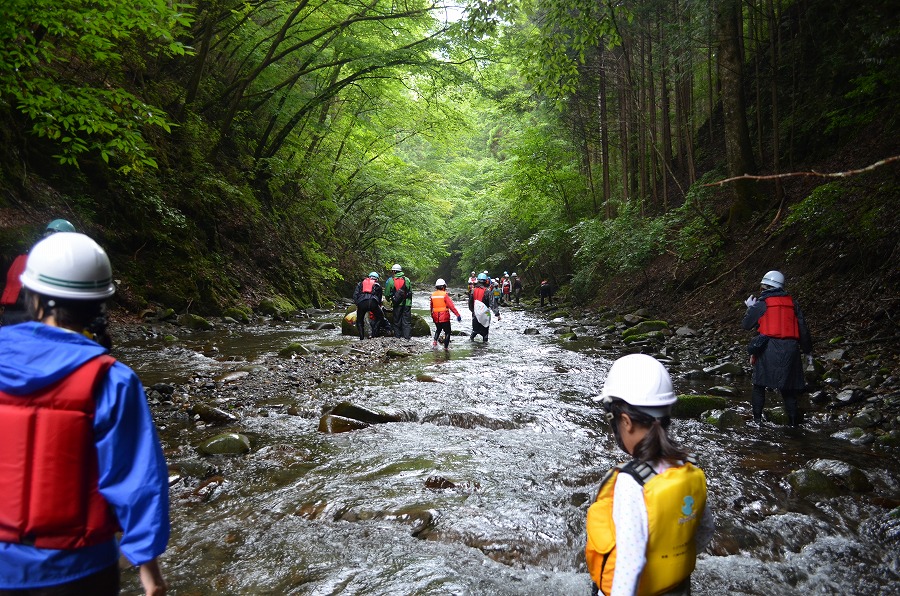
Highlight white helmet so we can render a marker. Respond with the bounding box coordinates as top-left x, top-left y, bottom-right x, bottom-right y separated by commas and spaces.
20, 232, 115, 300
599, 354, 676, 417
435, 278, 446, 287
391, 264, 403, 272
761, 270, 785, 289
511, 272, 517, 276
